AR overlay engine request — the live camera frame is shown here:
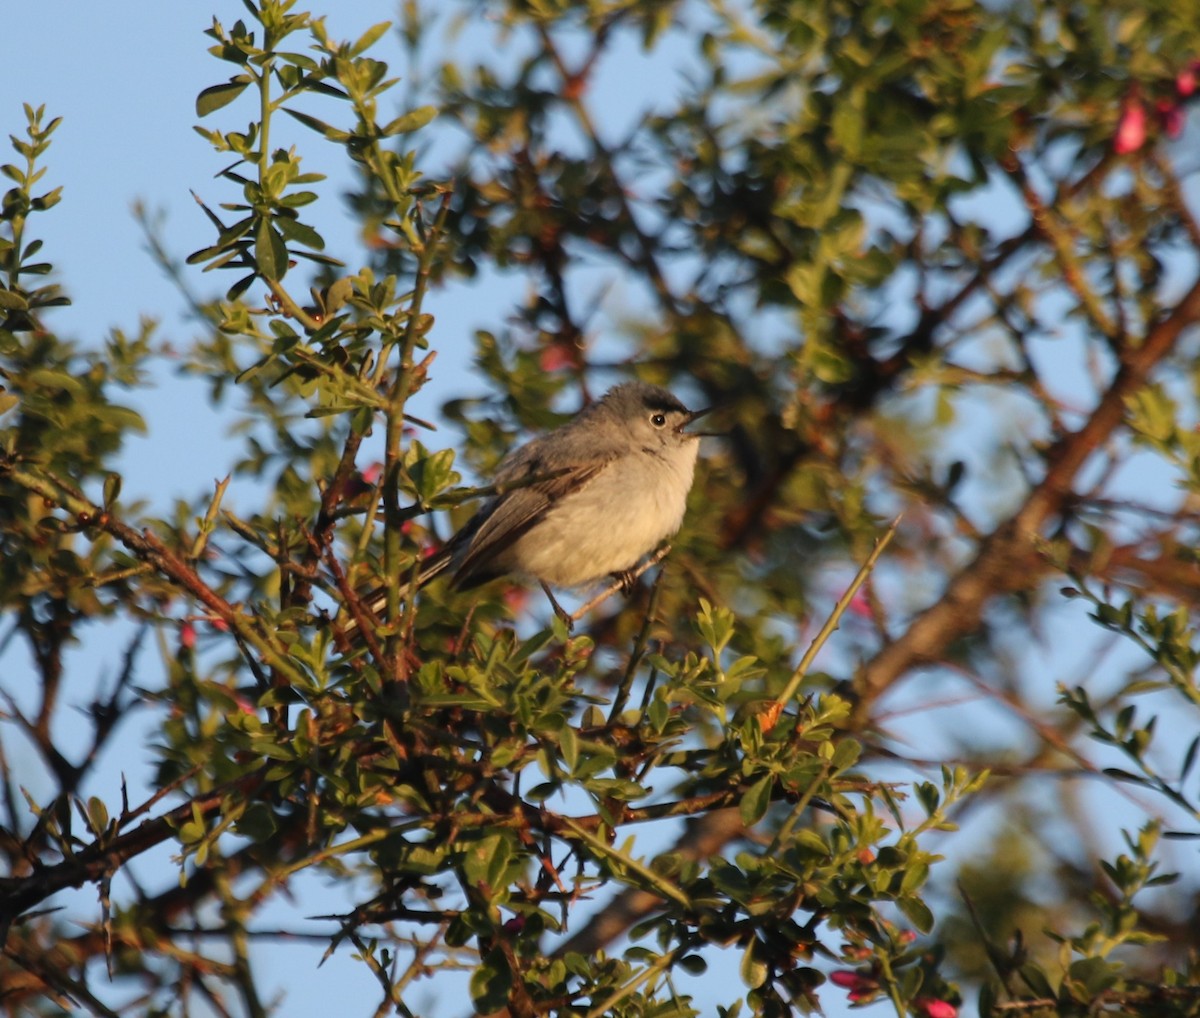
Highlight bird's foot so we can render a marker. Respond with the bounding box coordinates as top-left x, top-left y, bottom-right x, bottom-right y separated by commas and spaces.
612, 568, 639, 595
